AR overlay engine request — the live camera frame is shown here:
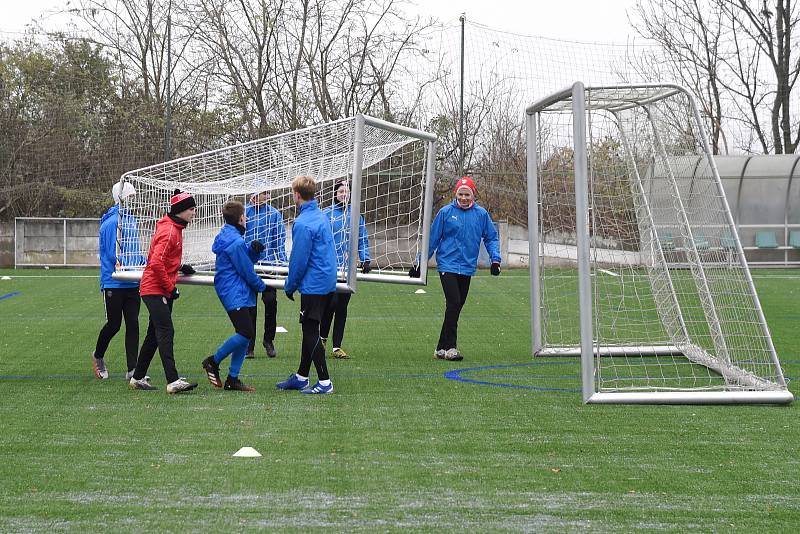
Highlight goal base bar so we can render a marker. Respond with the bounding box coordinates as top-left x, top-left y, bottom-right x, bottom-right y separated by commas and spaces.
587, 390, 794, 405
111, 271, 354, 292
536, 345, 683, 357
